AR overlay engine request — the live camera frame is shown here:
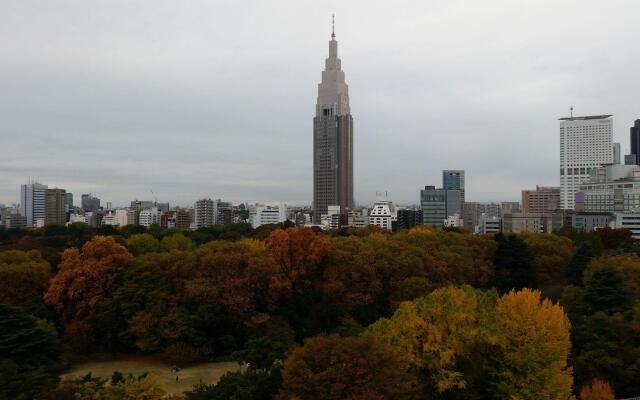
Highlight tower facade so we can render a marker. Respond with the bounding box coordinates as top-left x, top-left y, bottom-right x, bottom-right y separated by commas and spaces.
313, 20, 354, 223
630, 119, 640, 165
559, 114, 613, 210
